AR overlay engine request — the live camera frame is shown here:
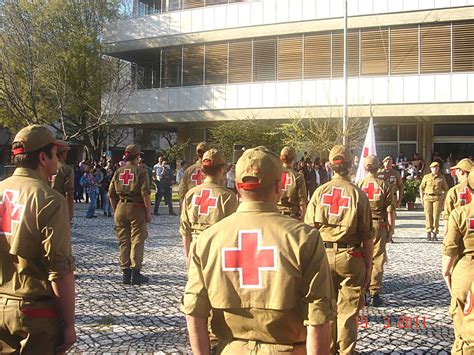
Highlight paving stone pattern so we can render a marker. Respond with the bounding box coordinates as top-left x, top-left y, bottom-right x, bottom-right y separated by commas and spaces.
68, 203, 453, 354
